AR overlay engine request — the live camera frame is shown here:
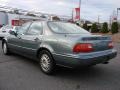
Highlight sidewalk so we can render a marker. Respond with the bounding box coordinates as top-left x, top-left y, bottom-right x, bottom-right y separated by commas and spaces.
112, 33, 120, 43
